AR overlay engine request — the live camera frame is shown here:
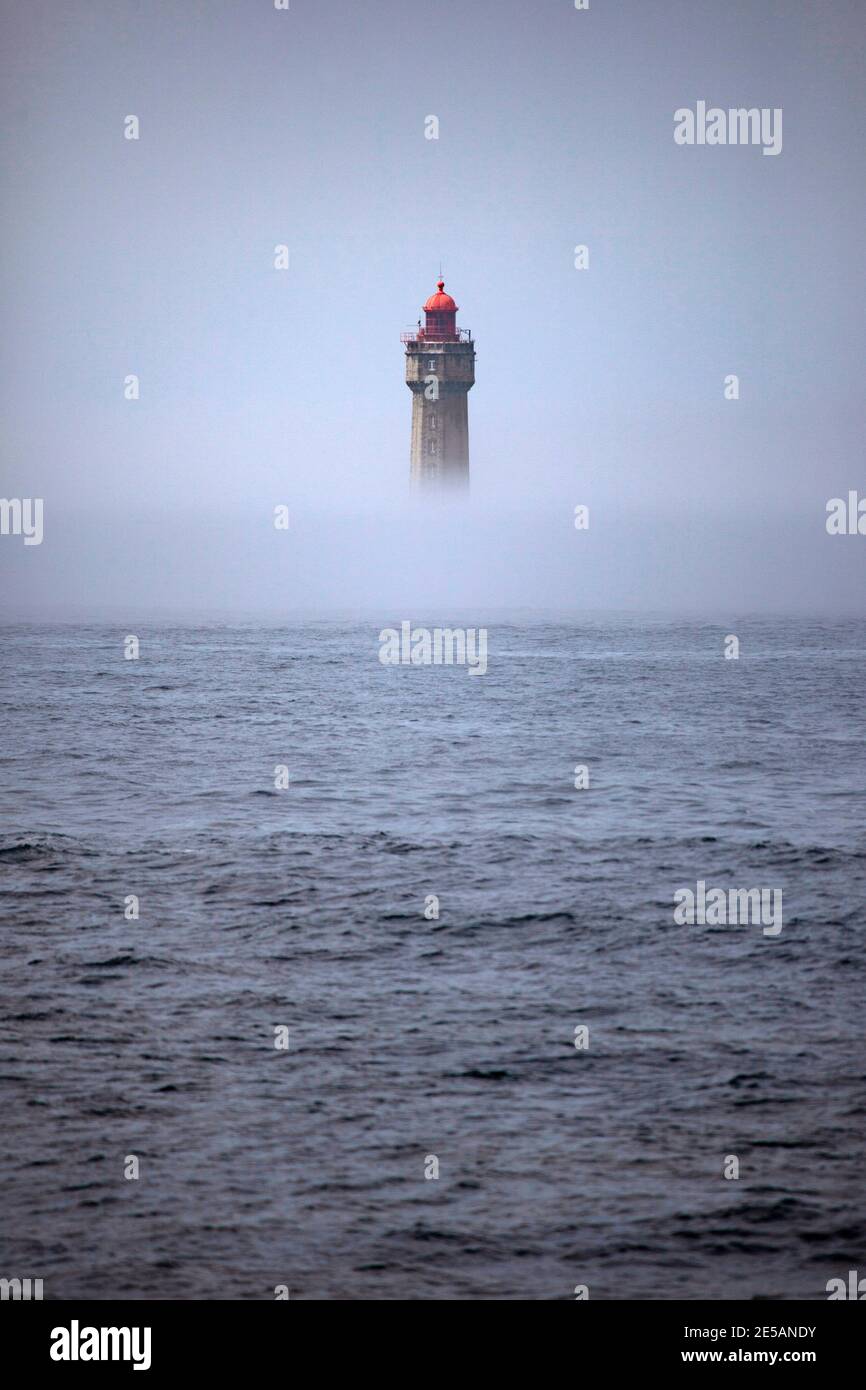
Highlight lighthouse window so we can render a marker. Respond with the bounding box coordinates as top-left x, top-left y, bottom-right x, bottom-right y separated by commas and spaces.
429, 440, 437, 455
430, 416, 437, 428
